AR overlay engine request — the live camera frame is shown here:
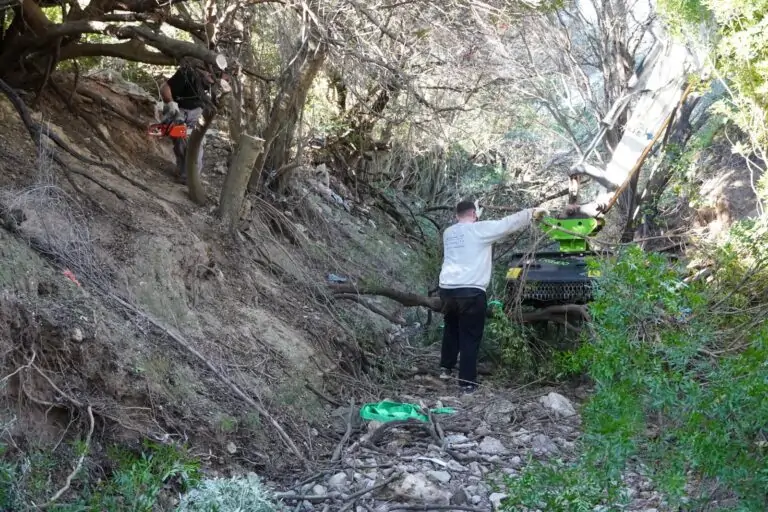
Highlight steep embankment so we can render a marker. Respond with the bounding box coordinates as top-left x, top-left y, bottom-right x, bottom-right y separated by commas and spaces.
0, 70, 429, 483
